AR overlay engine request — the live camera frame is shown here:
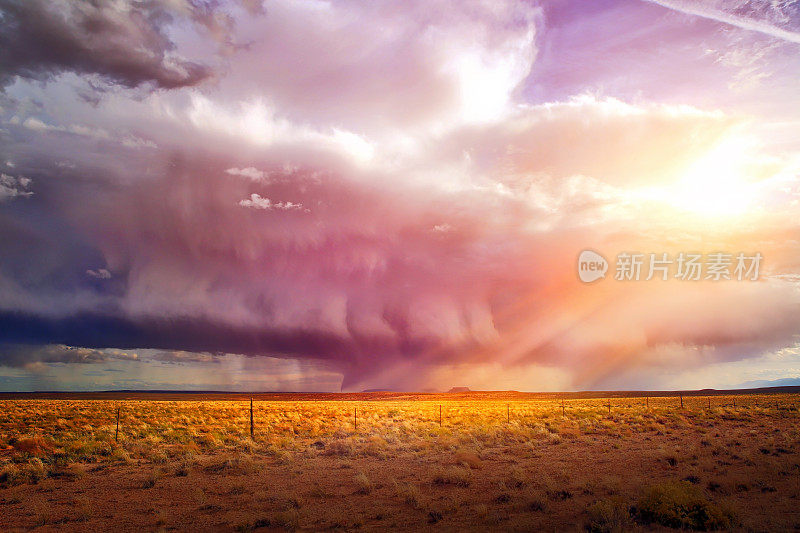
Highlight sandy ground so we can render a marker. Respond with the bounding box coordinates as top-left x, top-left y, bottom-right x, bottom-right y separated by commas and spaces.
1, 412, 799, 532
